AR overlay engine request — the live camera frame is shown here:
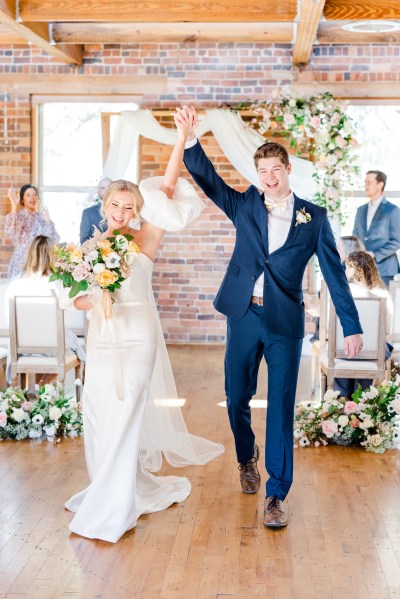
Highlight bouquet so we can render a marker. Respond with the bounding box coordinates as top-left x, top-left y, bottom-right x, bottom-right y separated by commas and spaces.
50, 229, 140, 311
0, 381, 82, 443
294, 365, 400, 454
